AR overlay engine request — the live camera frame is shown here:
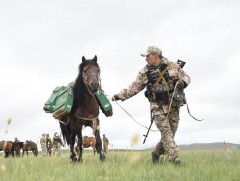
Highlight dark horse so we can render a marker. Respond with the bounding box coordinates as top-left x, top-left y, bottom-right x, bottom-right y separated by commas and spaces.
13, 141, 24, 157
0, 141, 14, 157
59, 55, 112, 162
21, 140, 38, 157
